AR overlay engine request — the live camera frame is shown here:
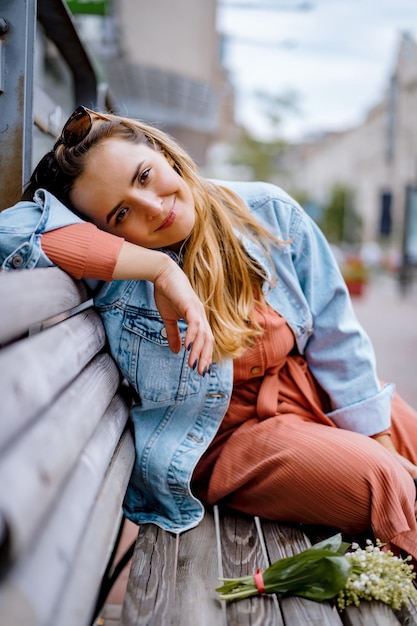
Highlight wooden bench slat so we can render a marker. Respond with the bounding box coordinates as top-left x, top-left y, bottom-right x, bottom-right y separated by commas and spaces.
280, 596, 343, 626
0, 268, 88, 344
100, 604, 123, 625
174, 511, 225, 626
343, 603, 402, 625
394, 601, 417, 626
0, 309, 106, 452
219, 511, 284, 626
122, 524, 178, 626
0, 395, 129, 626
51, 430, 135, 626
261, 521, 312, 559
260, 521, 343, 625
0, 353, 120, 565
